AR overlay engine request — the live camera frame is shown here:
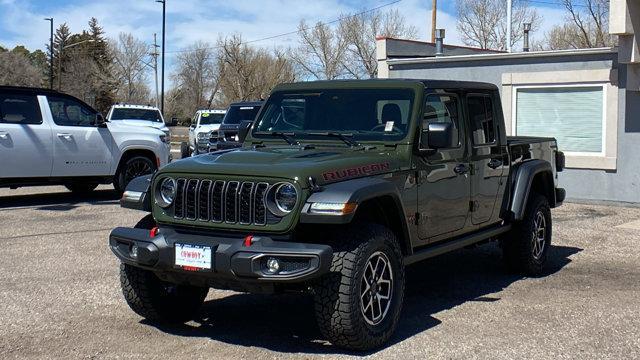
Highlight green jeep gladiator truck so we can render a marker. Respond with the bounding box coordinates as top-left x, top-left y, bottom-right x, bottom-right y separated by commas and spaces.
110, 79, 565, 350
